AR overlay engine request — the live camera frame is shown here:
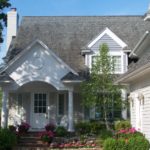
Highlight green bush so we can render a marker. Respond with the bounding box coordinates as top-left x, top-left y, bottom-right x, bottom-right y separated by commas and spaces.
0, 128, 17, 150
55, 126, 68, 137
115, 120, 131, 131
75, 121, 106, 135
104, 134, 150, 150
103, 138, 117, 150
128, 136, 150, 150
75, 122, 91, 135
